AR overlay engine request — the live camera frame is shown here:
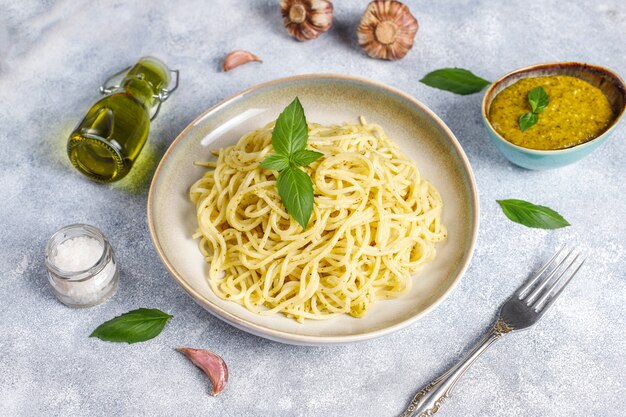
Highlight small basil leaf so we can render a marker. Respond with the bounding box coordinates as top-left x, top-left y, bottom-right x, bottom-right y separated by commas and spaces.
90, 308, 173, 344
277, 166, 314, 229
420, 68, 491, 95
497, 199, 570, 229
291, 149, 323, 167
528, 86, 549, 113
260, 154, 290, 171
519, 112, 539, 131
272, 97, 308, 156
